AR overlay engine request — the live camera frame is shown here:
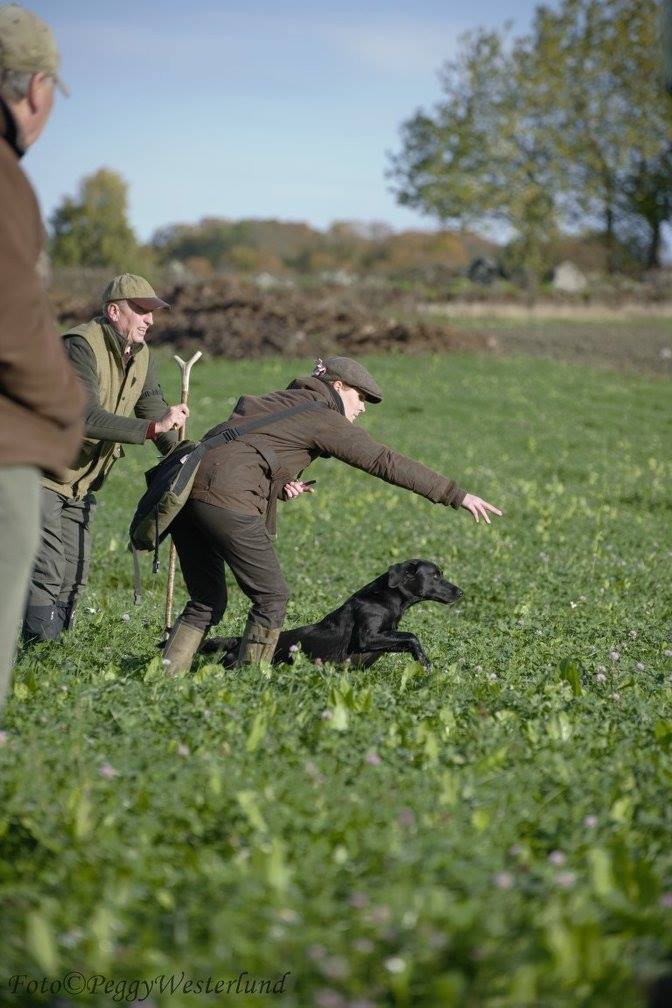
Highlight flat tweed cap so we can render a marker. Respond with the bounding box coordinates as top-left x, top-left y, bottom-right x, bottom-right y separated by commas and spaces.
102, 273, 170, 311
319, 355, 382, 403
0, 4, 68, 95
